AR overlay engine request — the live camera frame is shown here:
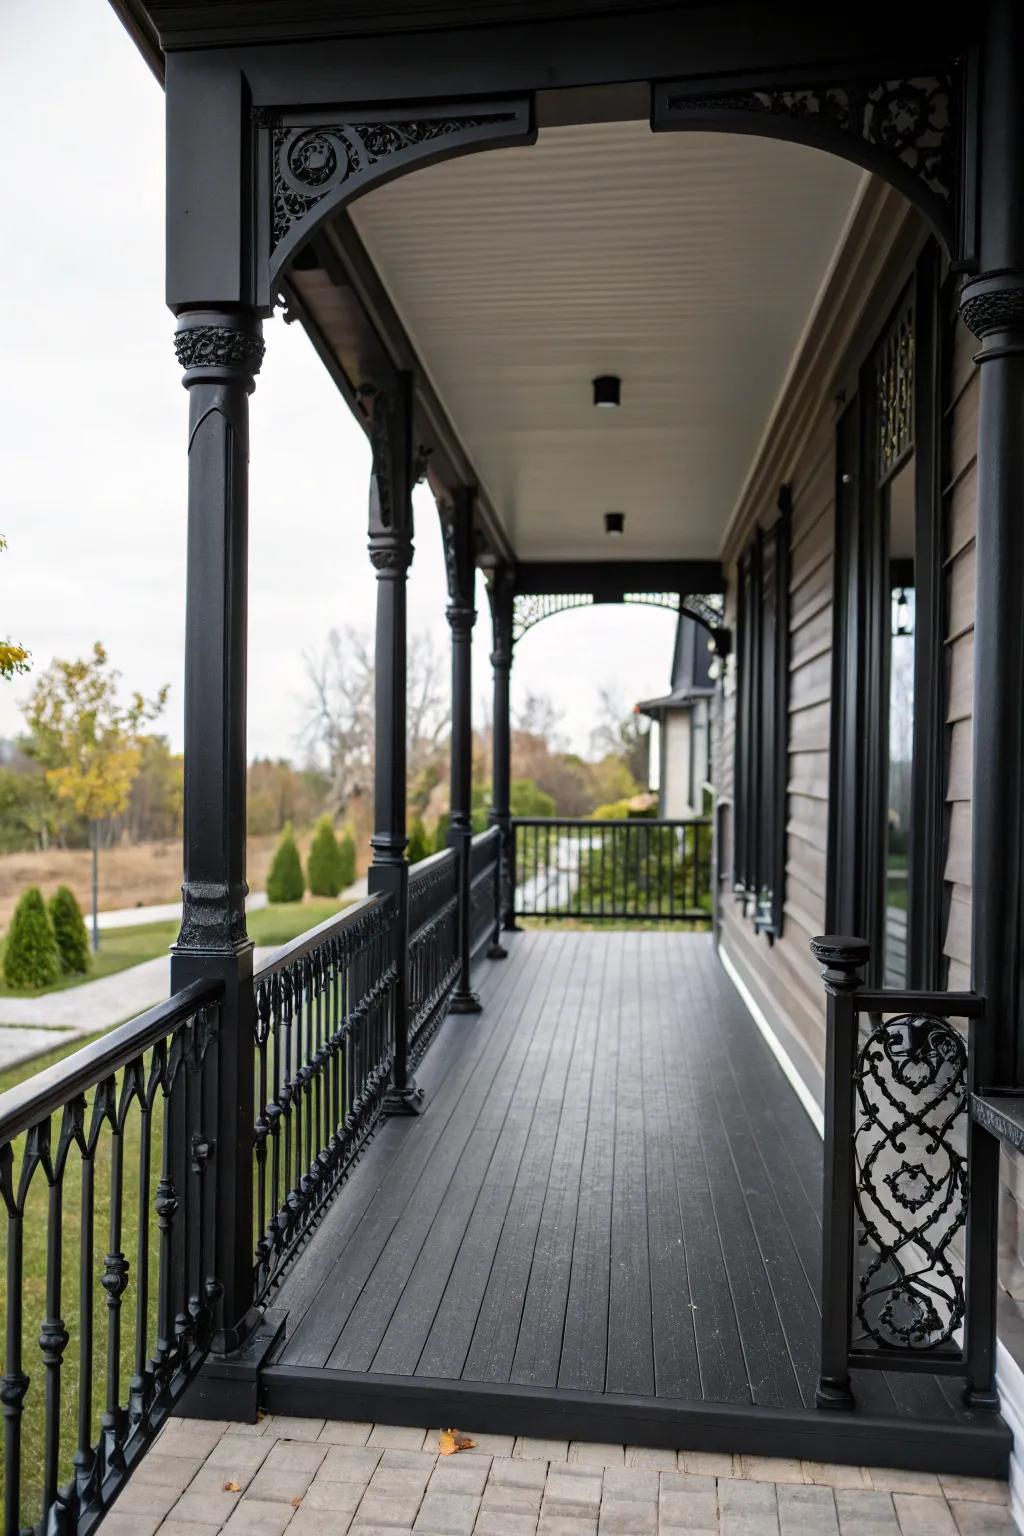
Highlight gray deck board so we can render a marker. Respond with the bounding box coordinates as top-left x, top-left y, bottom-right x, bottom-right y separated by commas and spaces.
270, 930, 1003, 1453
